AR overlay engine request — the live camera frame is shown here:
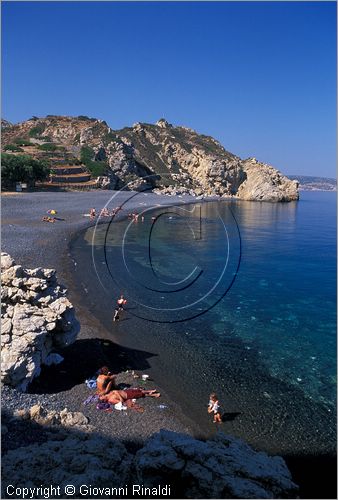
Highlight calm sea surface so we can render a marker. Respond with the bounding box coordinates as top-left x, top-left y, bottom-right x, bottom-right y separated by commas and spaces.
72, 191, 336, 453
